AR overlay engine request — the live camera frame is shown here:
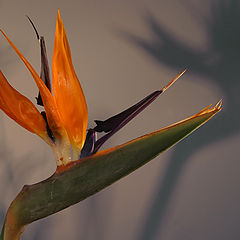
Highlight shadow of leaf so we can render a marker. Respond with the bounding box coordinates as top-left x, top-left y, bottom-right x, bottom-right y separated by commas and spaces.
120, 1, 240, 239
